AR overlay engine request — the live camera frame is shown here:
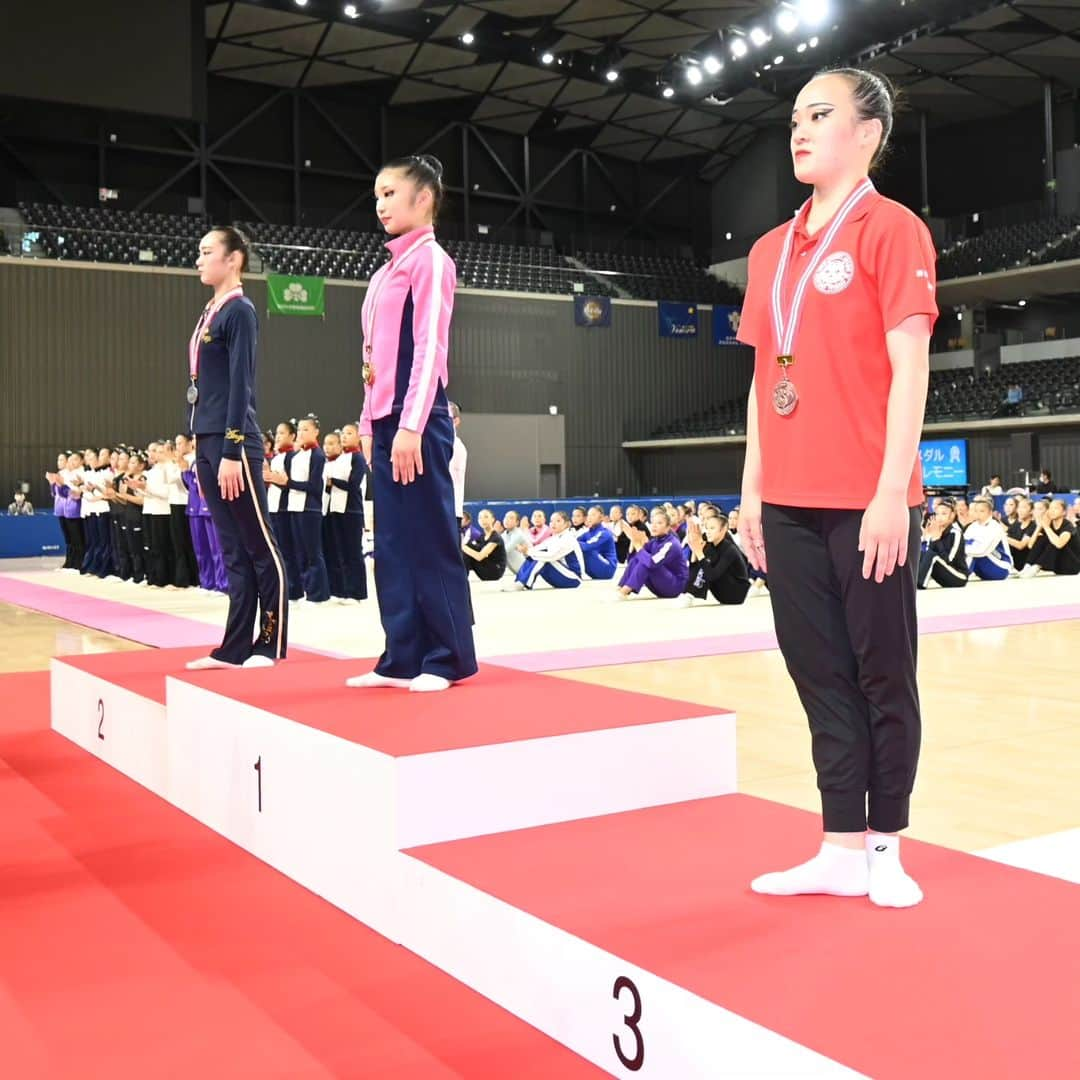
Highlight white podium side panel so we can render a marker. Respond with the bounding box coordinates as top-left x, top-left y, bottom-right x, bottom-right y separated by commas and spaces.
165, 678, 402, 938
395, 713, 737, 849
397, 856, 862, 1080
50, 658, 169, 793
